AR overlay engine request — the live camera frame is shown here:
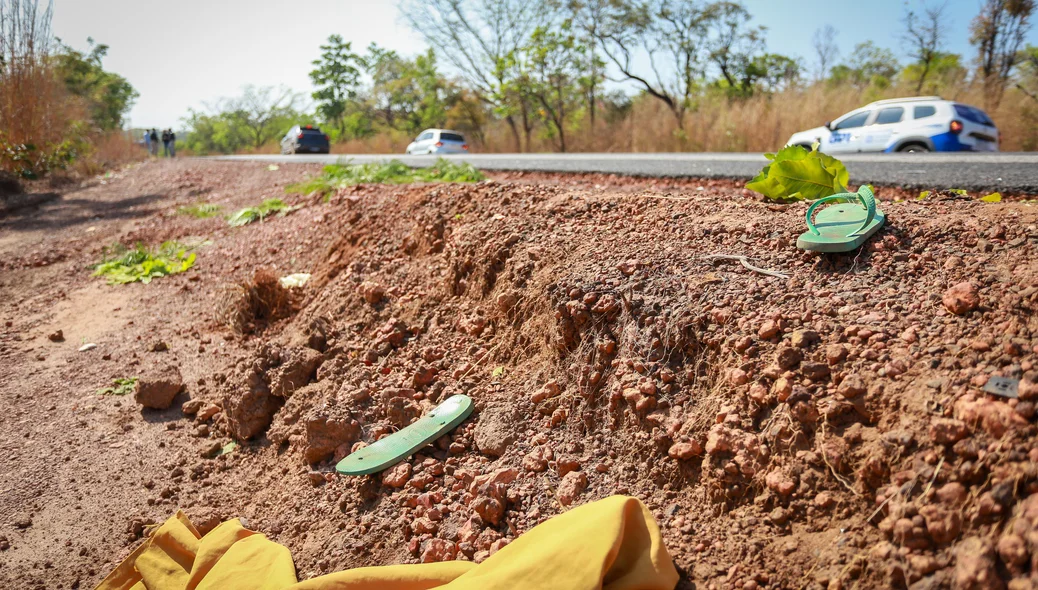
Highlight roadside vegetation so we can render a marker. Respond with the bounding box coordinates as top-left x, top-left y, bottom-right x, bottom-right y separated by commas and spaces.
0, 0, 140, 180
177, 203, 223, 218
96, 377, 137, 396
92, 242, 197, 285
227, 198, 298, 226
181, 0, 1038, 154
287, 159, 485, 197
